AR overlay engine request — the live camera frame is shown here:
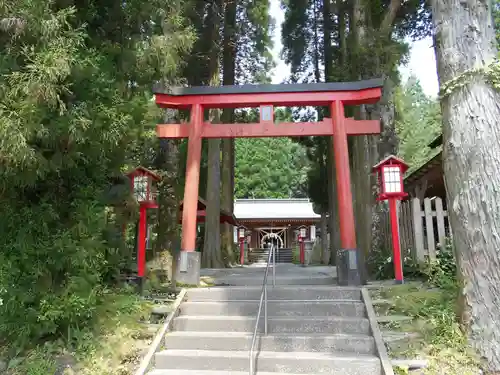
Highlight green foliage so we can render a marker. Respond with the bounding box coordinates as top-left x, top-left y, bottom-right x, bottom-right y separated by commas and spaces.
380, 283, 466, 349
374, 244, 478, 373
493, 0, 500, 47
4, 289, 152, 375
235, 137, 309, 198
425, 238, 458, 291
395, 75, 442, 172
369, 237, 458, 293
233, 107, 310, 199
0, 0, 193, 348
380, 282, 479, 374
368, 245, 426, 281
235, 0, 275, 83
